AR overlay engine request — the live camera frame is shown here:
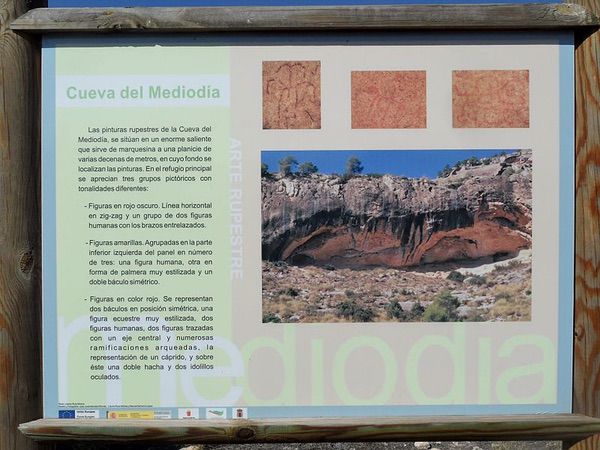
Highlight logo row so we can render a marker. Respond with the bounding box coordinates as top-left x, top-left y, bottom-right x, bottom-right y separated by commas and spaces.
58, 407, 248, 420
